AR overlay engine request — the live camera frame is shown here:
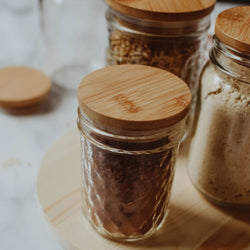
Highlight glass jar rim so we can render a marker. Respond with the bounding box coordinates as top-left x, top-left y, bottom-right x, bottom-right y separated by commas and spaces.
78, 107, 186, 138
210, 35, 250, 84
77, 108, 186, 153
106, 7, 211, 36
